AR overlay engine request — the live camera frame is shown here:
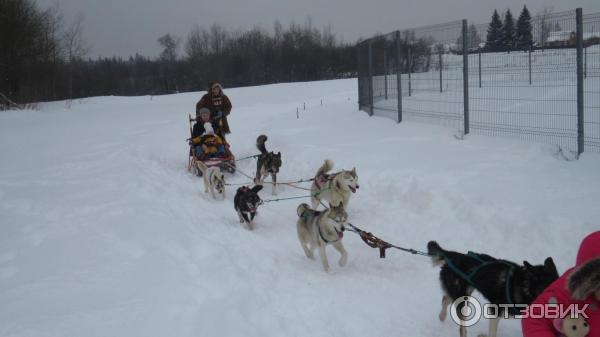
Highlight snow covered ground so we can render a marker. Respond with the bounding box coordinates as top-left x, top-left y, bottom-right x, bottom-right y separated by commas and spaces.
1, 79, 599, 337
